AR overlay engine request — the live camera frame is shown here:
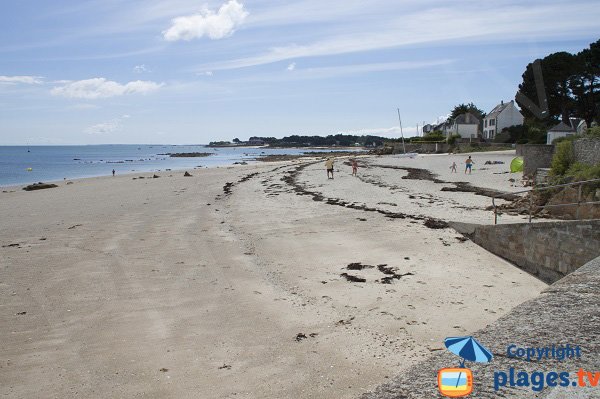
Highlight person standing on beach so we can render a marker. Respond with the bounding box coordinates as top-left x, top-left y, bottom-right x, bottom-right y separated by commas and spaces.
465, 156, 474, 174
450, 162, 457, 173
112, 169, 115, 177
326, 158, 334, 179
351, 159, 358, 176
